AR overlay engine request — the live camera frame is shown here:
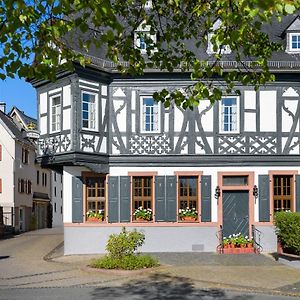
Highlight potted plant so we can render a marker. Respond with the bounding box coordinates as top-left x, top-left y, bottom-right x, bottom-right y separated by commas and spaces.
178, 207, 198, 221
133, 207, 153, 221
222, 237, 230, 249
221, 233, 255, 254
86, 210, 105, 222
